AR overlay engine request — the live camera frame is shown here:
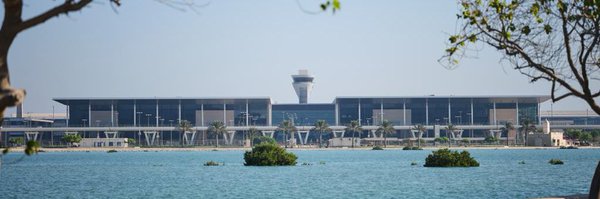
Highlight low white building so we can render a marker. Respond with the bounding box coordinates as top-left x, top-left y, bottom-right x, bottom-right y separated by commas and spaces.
328, 137, 361, 147
80, 138, 129, 148
526, 120, 567, 147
